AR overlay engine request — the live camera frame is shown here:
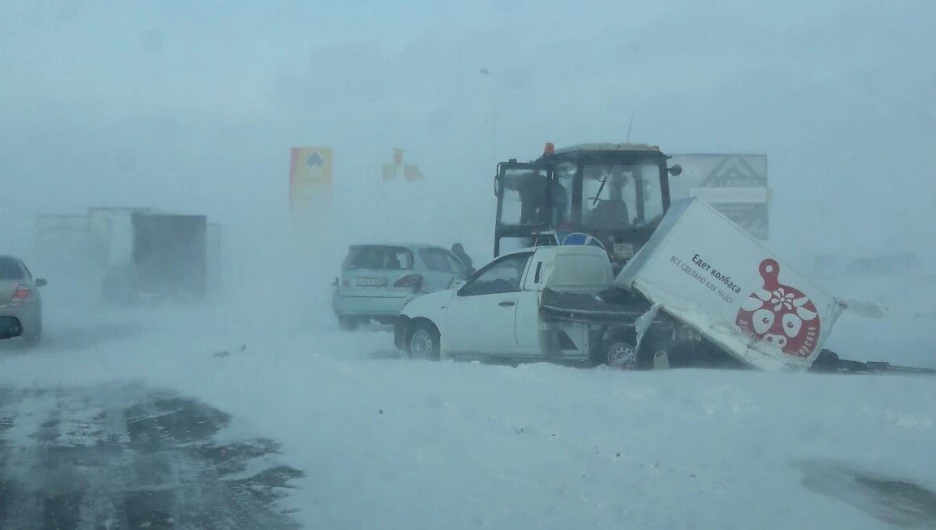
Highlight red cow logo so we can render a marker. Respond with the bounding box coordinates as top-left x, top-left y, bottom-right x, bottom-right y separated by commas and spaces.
736, 258, 821, 359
